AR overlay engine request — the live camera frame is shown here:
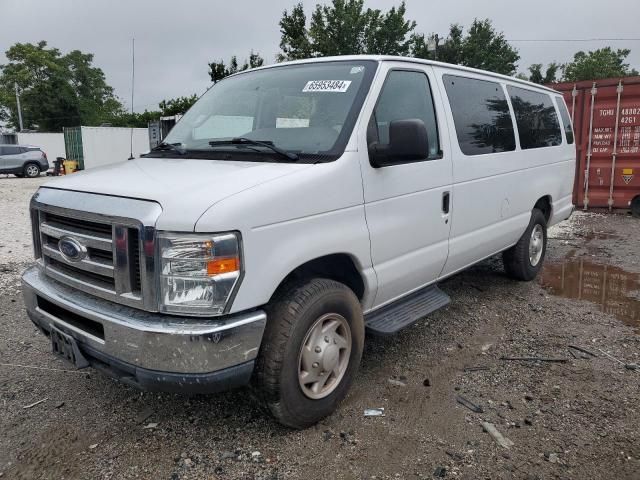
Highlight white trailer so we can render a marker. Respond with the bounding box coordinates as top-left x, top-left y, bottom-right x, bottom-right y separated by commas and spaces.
15, 132, 66, 160
63, 126, 149, 170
